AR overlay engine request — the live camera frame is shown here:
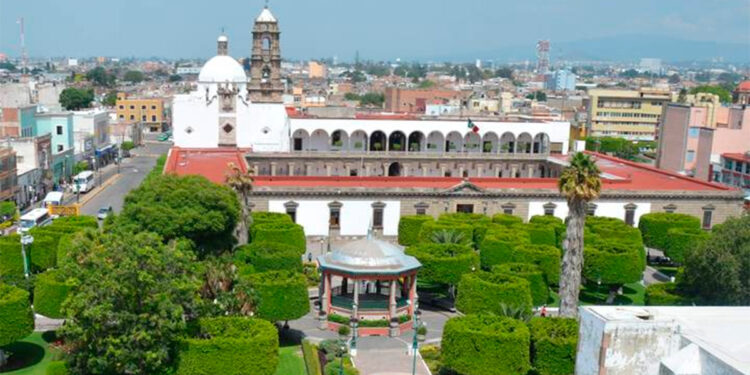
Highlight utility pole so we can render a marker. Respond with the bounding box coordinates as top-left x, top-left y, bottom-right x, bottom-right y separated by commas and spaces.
17, 17, 29, 81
